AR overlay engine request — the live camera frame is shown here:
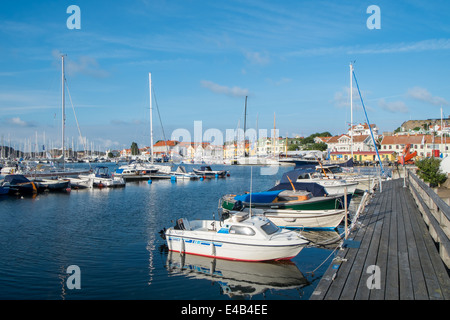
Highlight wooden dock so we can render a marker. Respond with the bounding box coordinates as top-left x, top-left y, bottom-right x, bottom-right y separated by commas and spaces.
310, 178, 450, 300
